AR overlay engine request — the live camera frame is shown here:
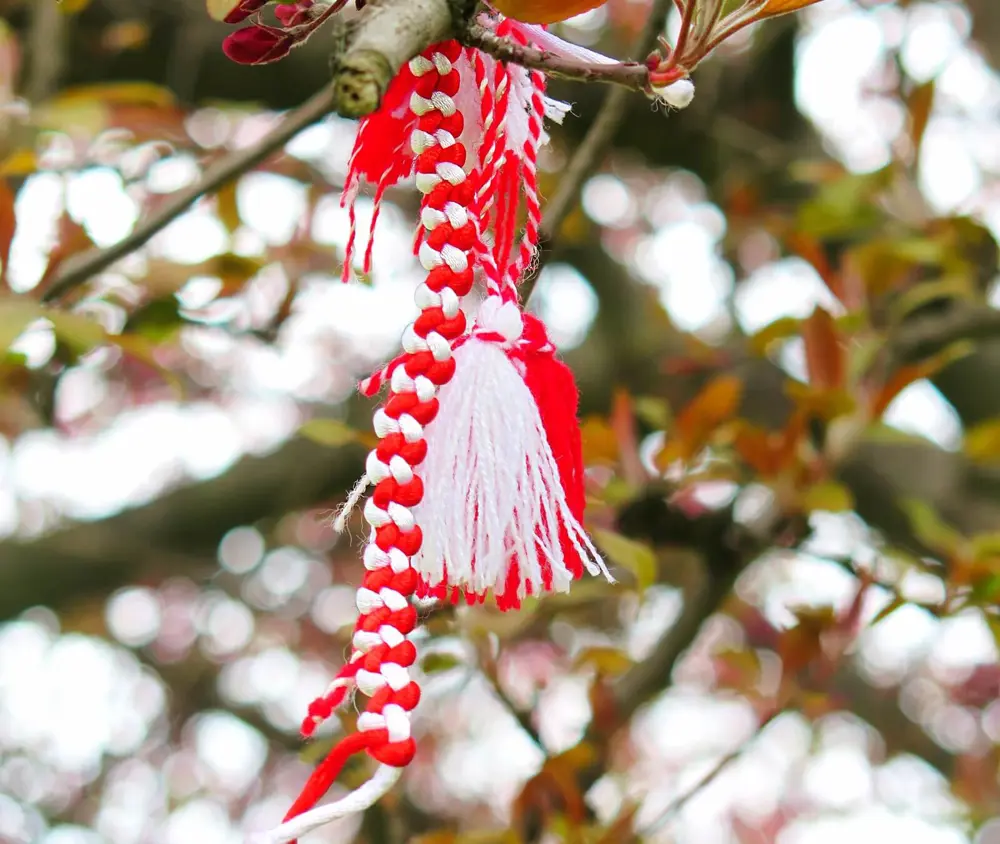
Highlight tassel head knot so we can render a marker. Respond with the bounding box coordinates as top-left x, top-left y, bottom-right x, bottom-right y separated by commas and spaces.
473, 295, 525, 345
